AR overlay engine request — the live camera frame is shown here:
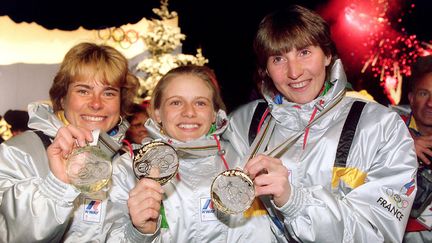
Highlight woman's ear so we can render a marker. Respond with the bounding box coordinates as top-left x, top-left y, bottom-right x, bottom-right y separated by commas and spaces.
60, 98, 65, 109
325, 55, 332, 66
154, 109, 162, 124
